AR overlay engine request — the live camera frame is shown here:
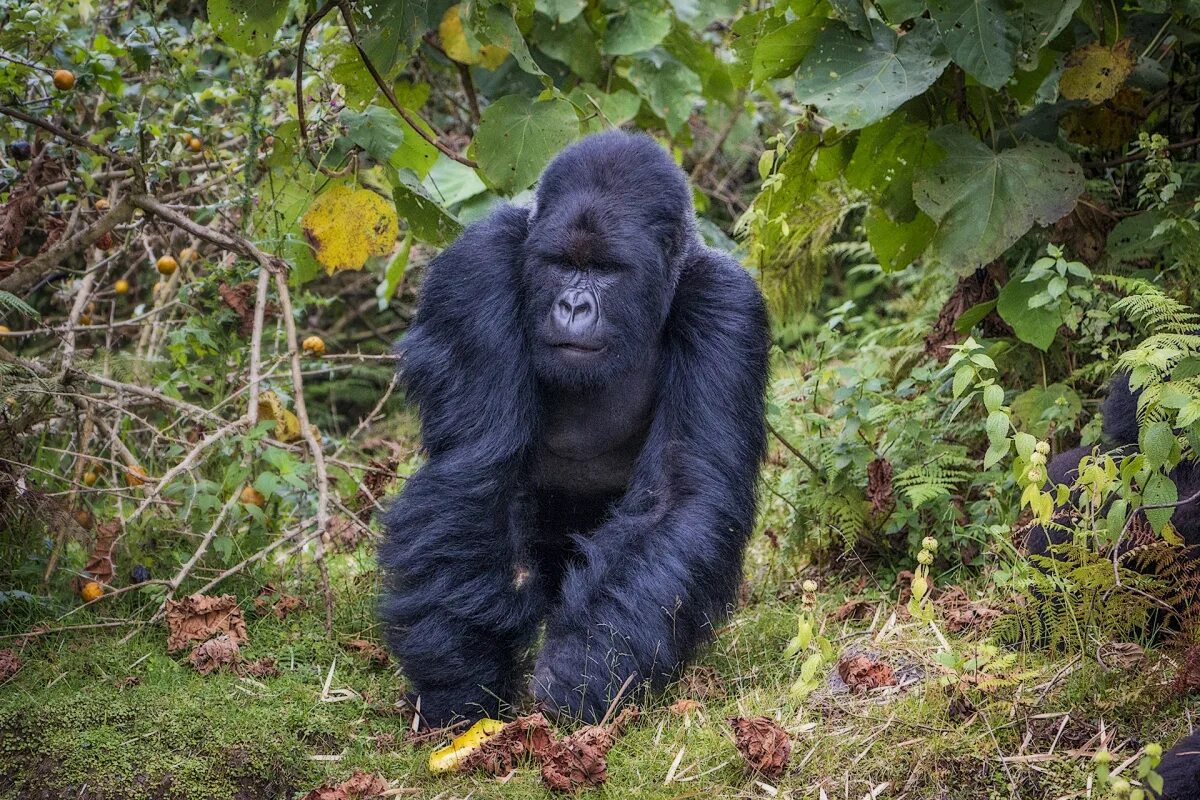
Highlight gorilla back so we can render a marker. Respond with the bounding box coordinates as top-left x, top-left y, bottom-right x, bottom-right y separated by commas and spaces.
379, 131, 770, 726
